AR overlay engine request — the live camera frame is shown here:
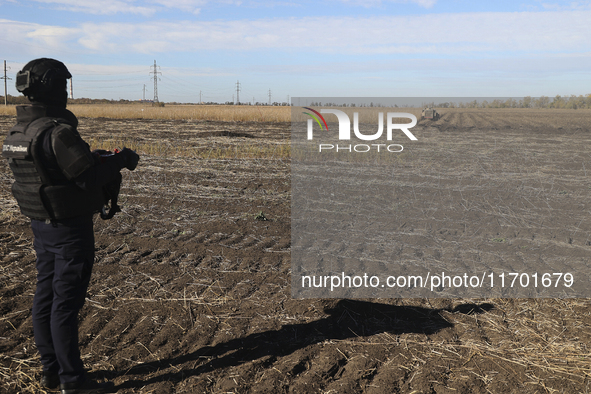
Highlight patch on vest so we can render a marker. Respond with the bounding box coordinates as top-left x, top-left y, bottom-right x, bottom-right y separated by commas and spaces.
2, 141, 30, 159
